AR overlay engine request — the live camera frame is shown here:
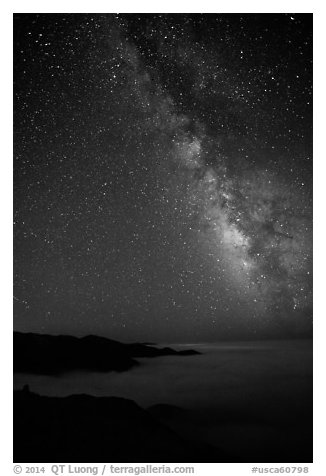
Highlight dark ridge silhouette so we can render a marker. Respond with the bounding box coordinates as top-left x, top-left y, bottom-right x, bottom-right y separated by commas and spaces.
147, 401, 313, 463
148, 403, 189, 419
13, 388, 229, 463
13, 332, 200, 375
